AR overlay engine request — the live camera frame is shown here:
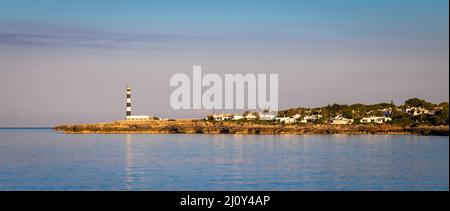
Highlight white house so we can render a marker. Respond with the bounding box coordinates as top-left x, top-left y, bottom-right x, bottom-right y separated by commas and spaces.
292, 114, 302, 120
210, 114, 233, 121
245, 113, 258, 120
232, 114, 244, 121
259, 111, 277, 121
302, 114, 322, 122
406, 107, 431, 116
276, 116, 296, 124
126, 115, 156, 121
331, 115, 354, 125
360, 116, 392, 124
